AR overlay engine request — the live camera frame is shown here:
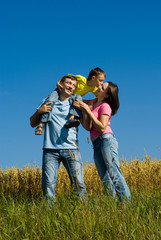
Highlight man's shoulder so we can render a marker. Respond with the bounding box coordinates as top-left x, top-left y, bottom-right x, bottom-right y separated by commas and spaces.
70, 93, 82, 101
